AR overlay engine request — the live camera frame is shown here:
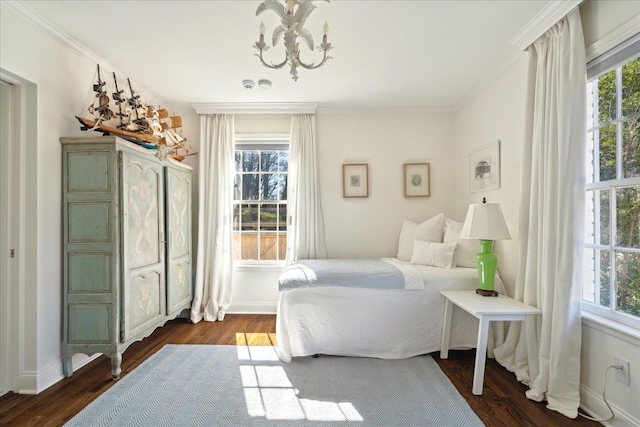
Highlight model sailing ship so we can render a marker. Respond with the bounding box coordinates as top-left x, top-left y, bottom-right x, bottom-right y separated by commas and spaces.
76, 64, 193, 161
